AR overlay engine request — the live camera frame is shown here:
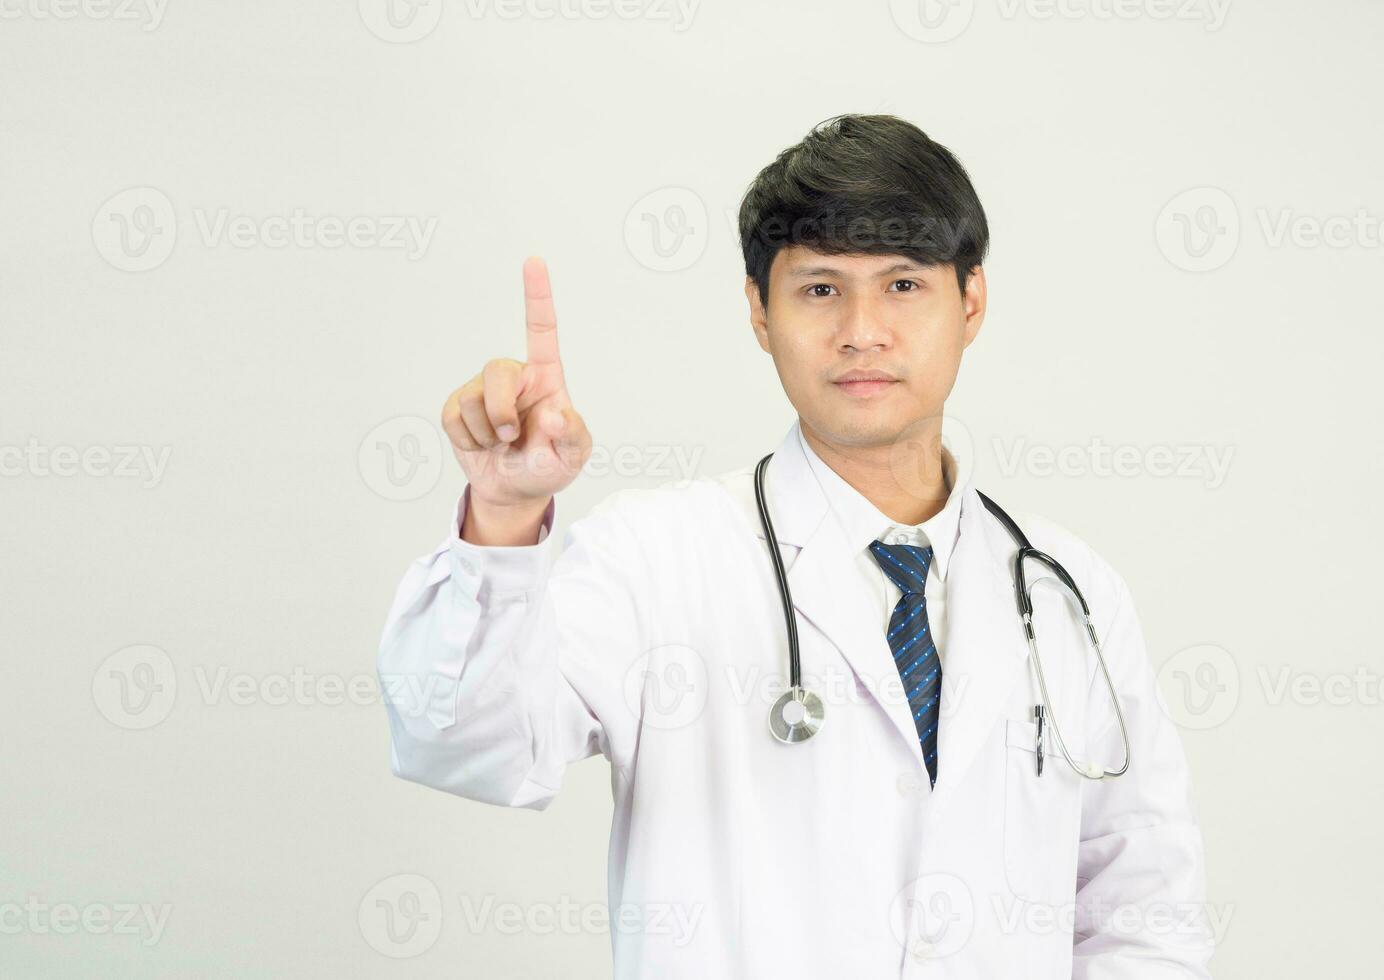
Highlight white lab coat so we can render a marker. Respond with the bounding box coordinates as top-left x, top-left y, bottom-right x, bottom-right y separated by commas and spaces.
377, 419, 1213, 979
